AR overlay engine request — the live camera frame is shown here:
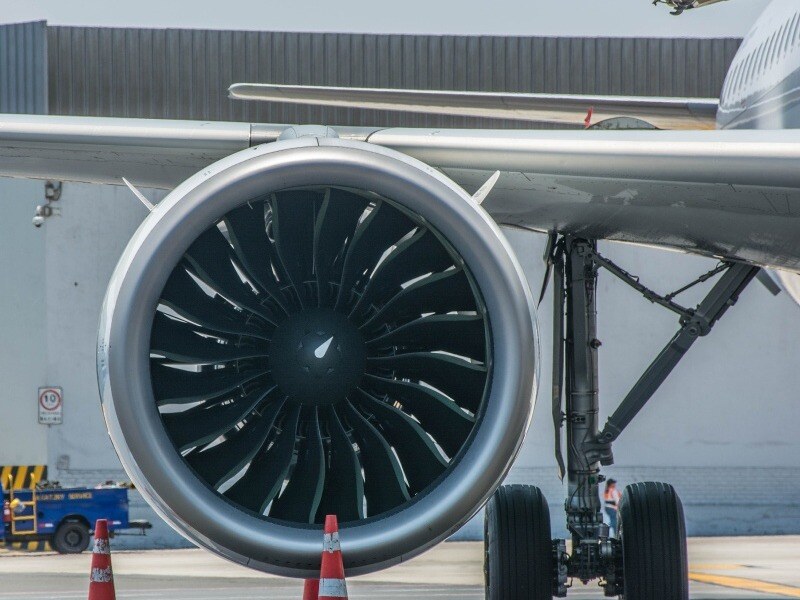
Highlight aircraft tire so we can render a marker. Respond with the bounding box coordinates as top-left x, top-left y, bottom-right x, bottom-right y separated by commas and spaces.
484, 484, 553, 600
619, 482, 689, 600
